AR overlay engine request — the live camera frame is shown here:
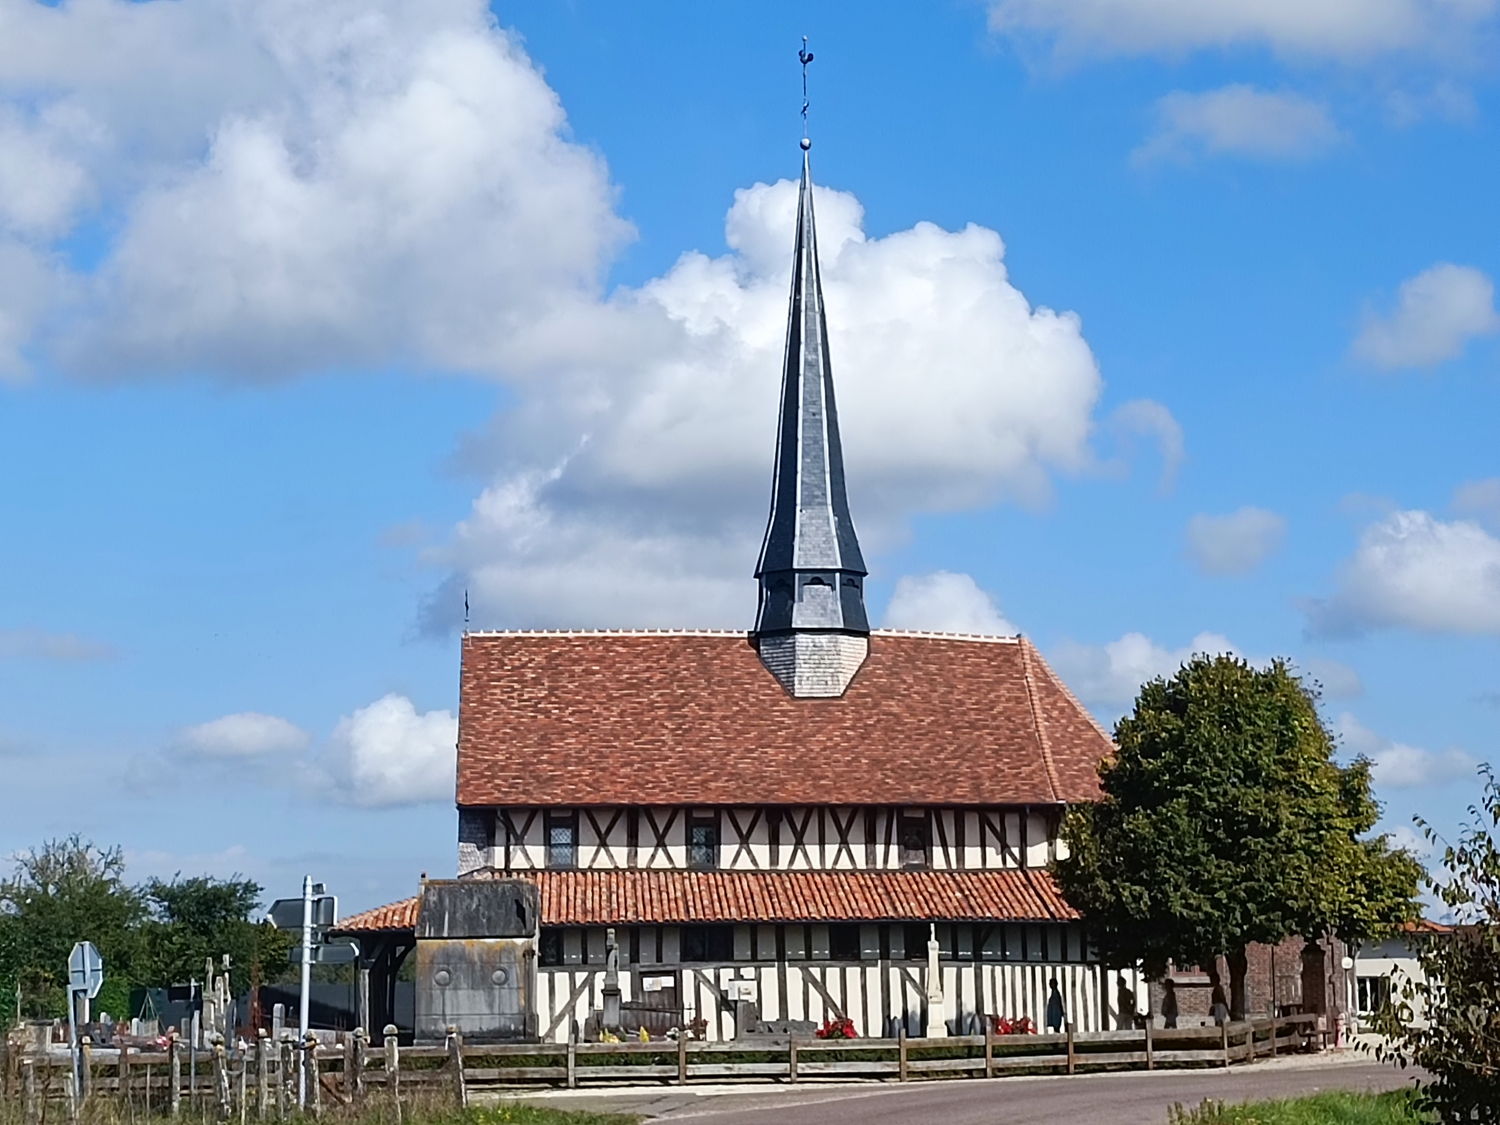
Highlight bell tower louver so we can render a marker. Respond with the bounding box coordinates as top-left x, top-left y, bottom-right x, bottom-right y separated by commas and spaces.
753, 138, 871, 698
